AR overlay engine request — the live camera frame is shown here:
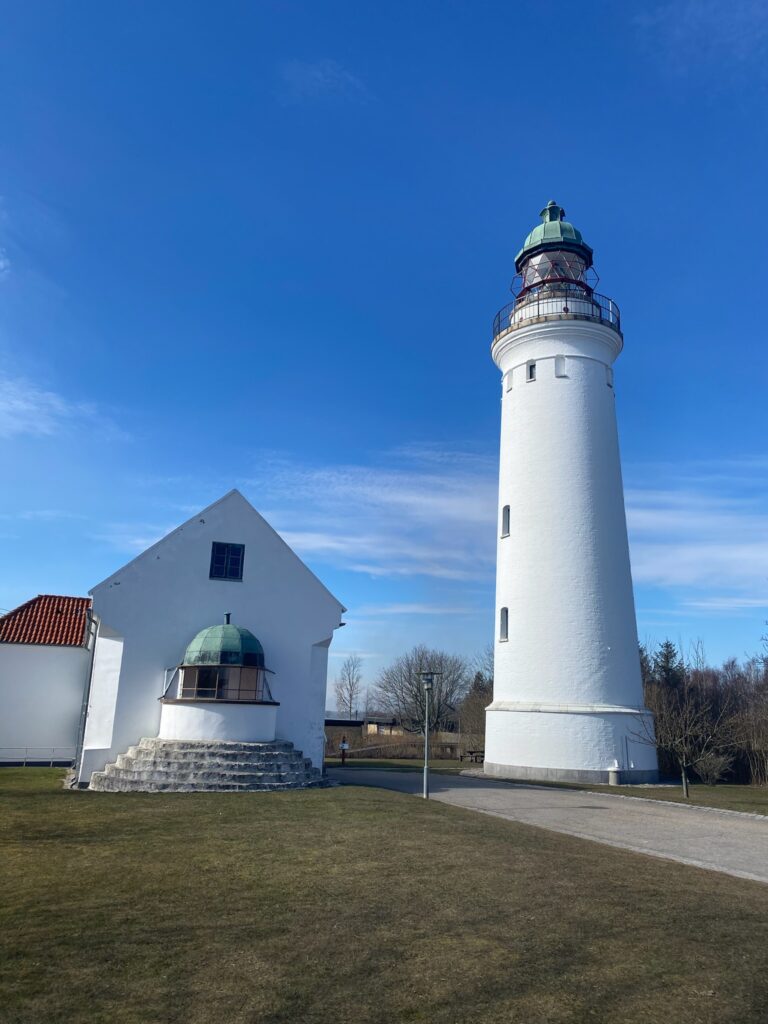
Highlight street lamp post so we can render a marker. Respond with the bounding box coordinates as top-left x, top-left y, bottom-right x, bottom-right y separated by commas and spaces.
420, 671, 436, 799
